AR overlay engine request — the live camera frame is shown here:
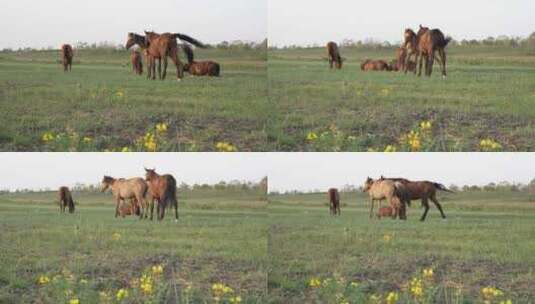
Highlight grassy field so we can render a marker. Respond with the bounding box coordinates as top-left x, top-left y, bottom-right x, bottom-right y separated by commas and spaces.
0, 47, 268, 151
0, 188, 268, 303
268, 46, 535, 151
268, 190, 535, 303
